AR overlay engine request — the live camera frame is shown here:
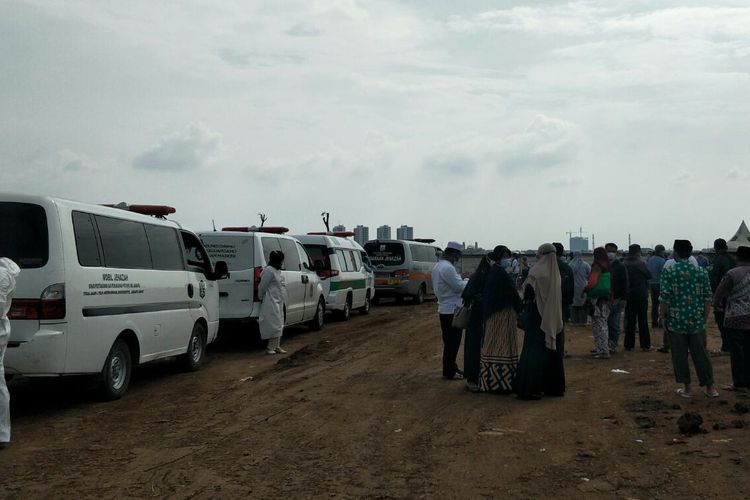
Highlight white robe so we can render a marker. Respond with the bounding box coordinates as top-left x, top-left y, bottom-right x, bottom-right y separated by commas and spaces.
0, 258, 20, 444
258, 266, 286, 340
